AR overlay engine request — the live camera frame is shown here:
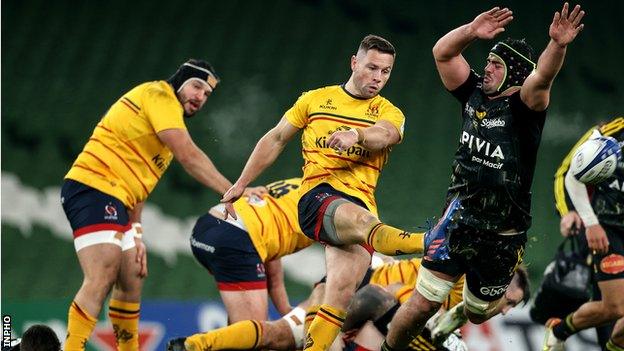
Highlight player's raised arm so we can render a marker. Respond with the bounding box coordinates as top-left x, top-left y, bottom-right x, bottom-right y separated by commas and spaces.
521, 3, 585, 111
433, 7, 513, 90
222, 118, 300, 217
